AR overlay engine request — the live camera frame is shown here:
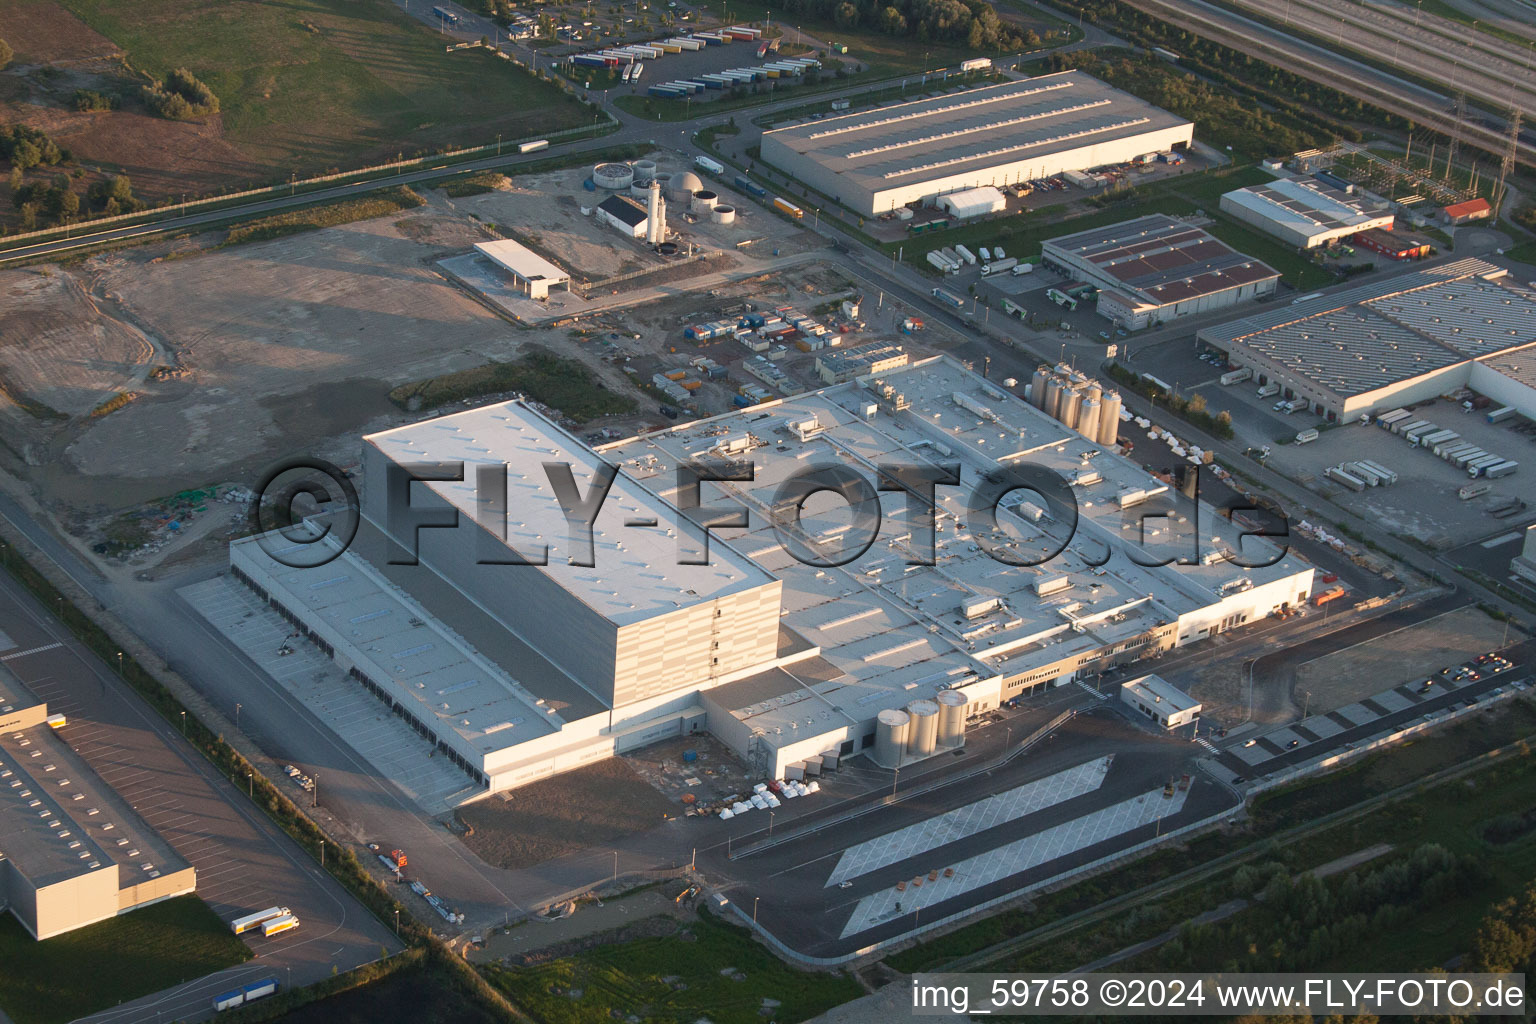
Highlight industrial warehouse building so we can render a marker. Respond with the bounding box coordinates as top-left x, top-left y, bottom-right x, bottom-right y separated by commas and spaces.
814, 341, 909, 383
759, 72, 1194, 217
1041, 214, 1280, 330
1219, 176, 1394, 248
594, 195, 651, 238
473, 239, 570, 301
0, 667, 195, 939
1197, 258, 1536, 422
232, 357, 1314, 797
